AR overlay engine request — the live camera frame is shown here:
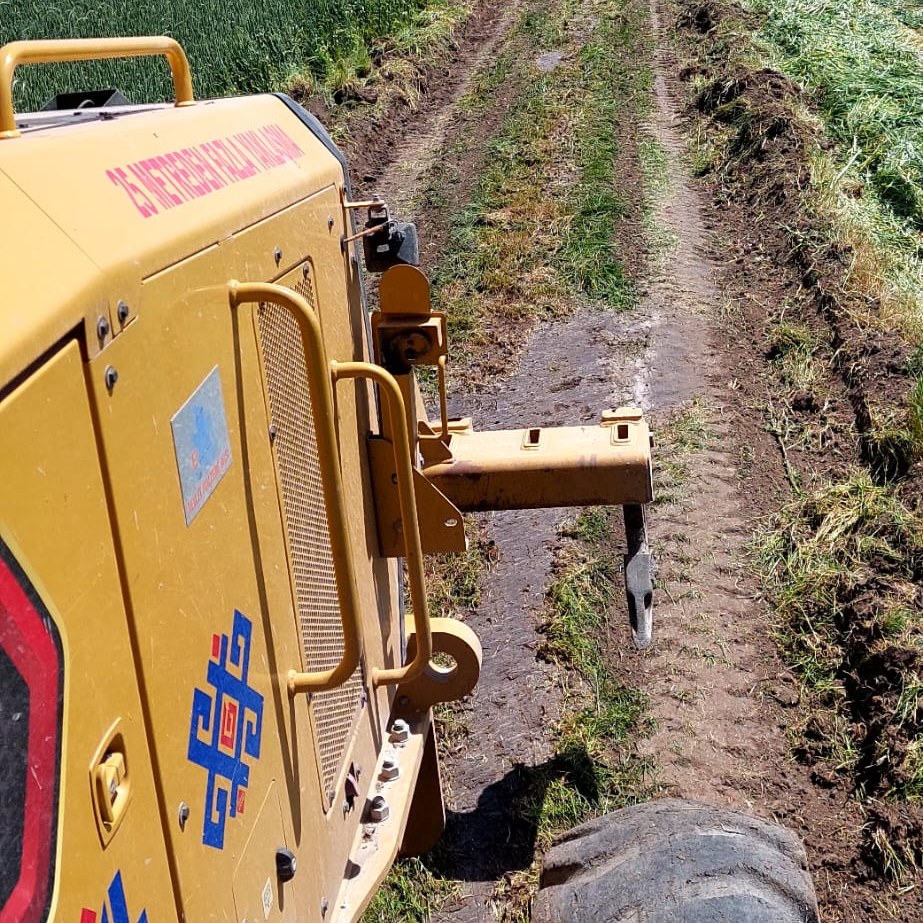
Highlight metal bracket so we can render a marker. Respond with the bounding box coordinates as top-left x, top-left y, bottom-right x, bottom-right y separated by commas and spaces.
342, 198, 419, 270
421, 411, 653, 511
397, 617, 482, 712
367, 436, 466, 556
624, 504, 653, 649
331, 361, 433, 688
